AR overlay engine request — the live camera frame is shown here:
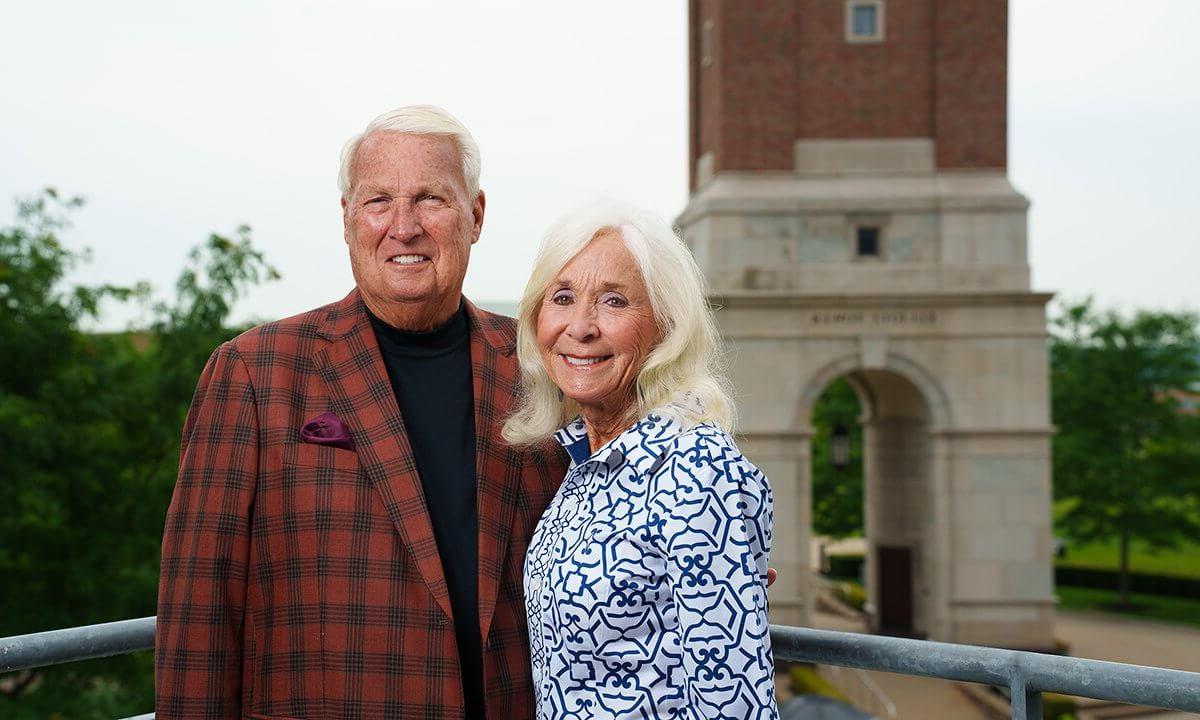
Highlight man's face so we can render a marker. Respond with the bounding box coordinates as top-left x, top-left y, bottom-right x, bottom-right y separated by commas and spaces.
342, 132, 484, 330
